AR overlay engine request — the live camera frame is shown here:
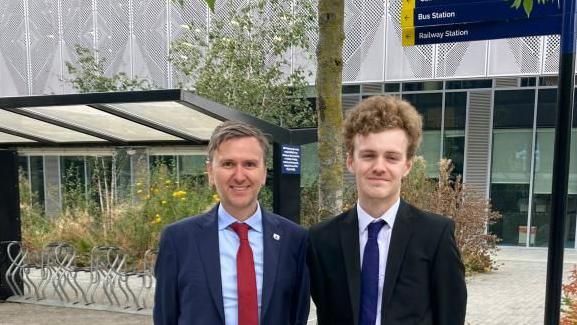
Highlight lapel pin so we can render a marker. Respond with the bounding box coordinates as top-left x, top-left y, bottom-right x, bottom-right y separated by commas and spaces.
273, 233, 280, 241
